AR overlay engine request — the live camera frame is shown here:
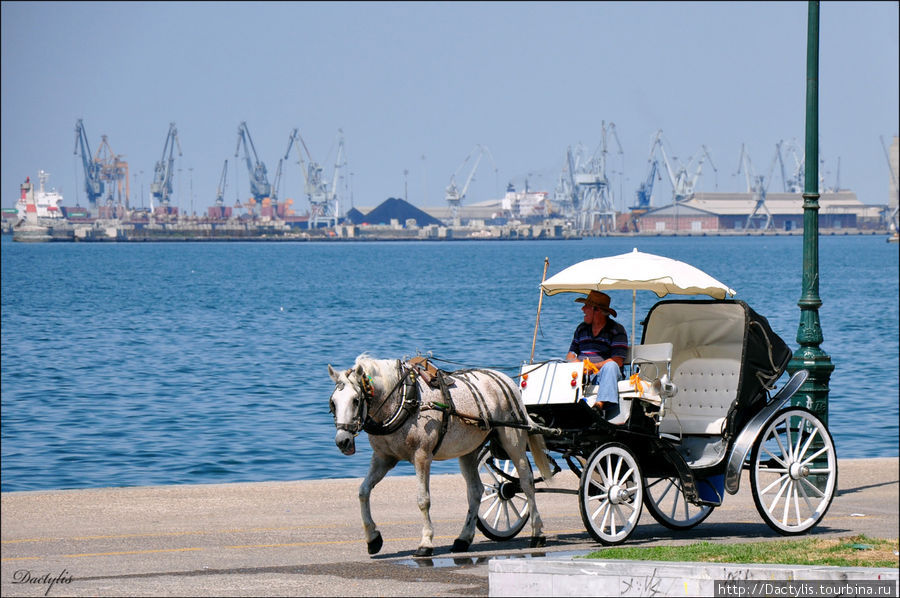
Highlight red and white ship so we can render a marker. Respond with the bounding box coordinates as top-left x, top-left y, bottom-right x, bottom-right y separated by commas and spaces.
15, 170, 64, 221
